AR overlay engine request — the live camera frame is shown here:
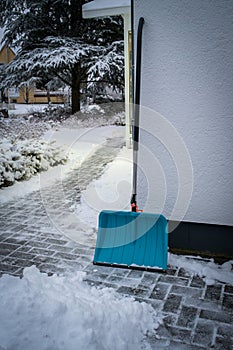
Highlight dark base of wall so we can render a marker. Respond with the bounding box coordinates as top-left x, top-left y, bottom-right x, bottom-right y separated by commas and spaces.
168, 221, 233, 261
